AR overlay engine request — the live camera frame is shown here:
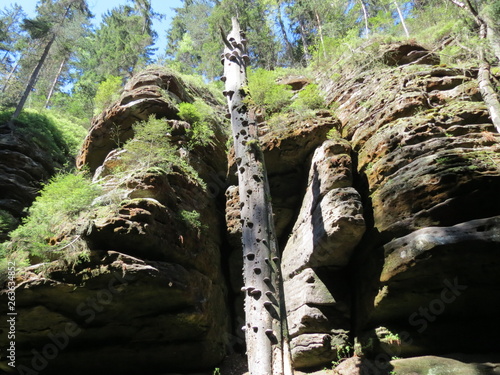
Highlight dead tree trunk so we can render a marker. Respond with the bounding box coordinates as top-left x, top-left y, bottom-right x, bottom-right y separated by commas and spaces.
45, 56, 67, 108
359, 0, 370, 37
393, 1, 410, 38
221, 17, 294, 375
276, 0, 295, 64
478, 23, 500, 132
448, 0, 500, 132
